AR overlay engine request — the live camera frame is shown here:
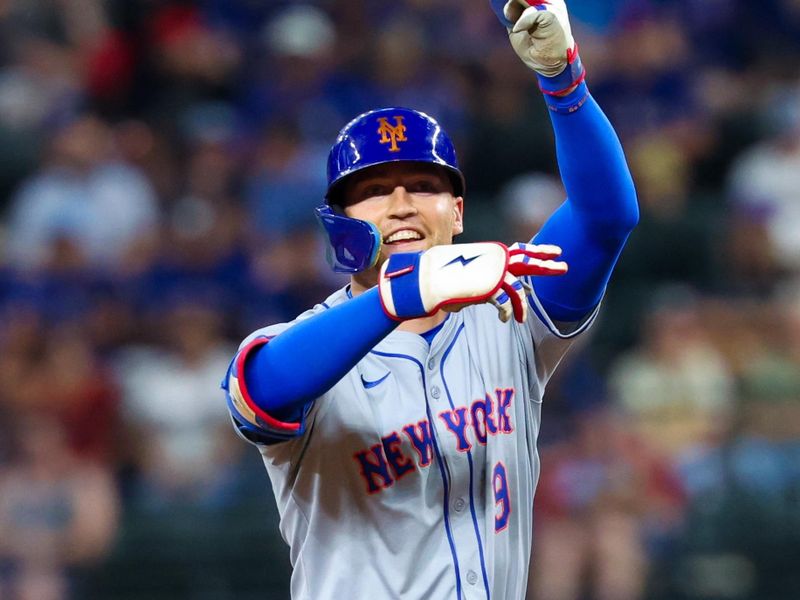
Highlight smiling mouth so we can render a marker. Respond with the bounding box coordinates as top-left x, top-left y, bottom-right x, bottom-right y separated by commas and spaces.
384, 230, 423, 244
